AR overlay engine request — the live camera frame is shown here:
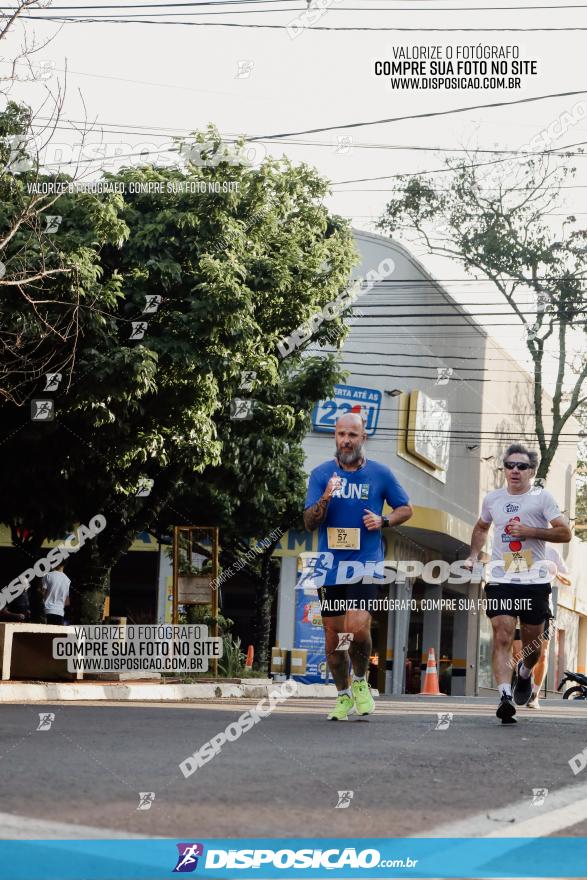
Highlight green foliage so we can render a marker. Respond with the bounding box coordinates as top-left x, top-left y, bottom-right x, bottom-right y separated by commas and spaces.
0, 102, 130, 408
218, 634, 247, 678
180, 605, 246, 677
0, 111, 358, 620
